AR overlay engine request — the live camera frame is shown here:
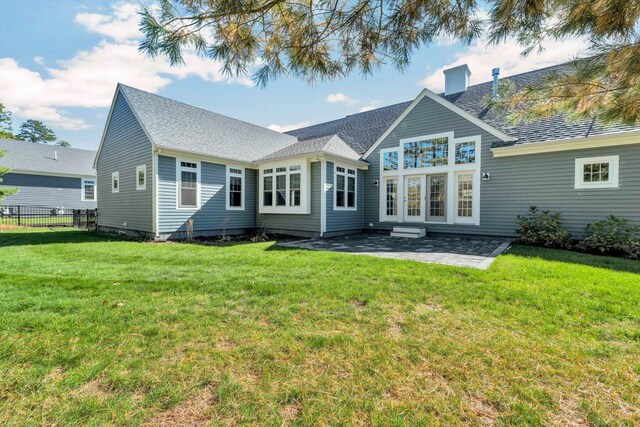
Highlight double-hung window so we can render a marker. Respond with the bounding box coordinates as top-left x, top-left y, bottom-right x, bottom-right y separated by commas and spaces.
334, 165, 357, 210
111, 172, 119, 193
275, 167, 287, 206
260, 162, 308, 214
82, 178, 96, 201
136, 165, 146, 190
575, 156, 619, 189
289, 165, 301, 207
178, 160, 199, 208
226, 166, 244, 210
